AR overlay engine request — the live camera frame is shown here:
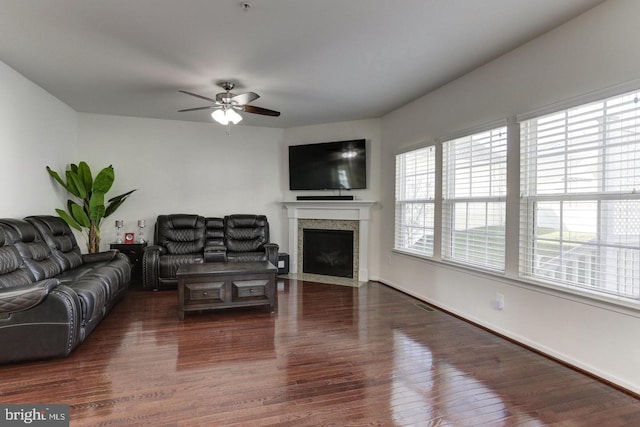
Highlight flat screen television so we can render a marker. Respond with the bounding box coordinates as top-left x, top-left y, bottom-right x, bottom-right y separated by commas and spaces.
289, 139, 366, 190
